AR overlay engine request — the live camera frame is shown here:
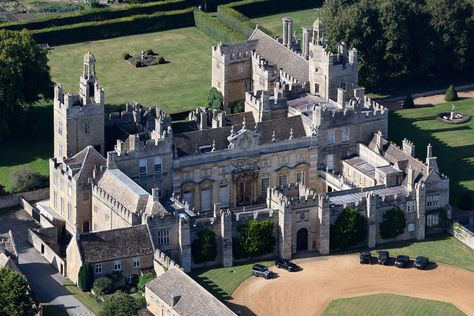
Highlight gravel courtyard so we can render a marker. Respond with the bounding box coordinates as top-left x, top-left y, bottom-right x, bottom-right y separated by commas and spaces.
230, 255, 474, 315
